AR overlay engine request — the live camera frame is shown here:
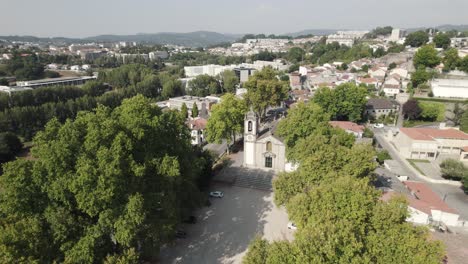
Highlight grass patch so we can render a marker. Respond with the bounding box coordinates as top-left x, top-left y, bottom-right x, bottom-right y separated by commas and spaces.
407, 159, 428, 175
419, 101, 445, 122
